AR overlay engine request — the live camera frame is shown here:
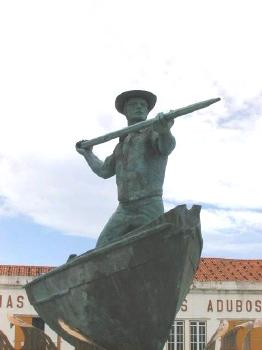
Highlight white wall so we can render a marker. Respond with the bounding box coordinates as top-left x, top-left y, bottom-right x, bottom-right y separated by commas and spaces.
1, 276, 262, 350
170, 280, 262, 348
